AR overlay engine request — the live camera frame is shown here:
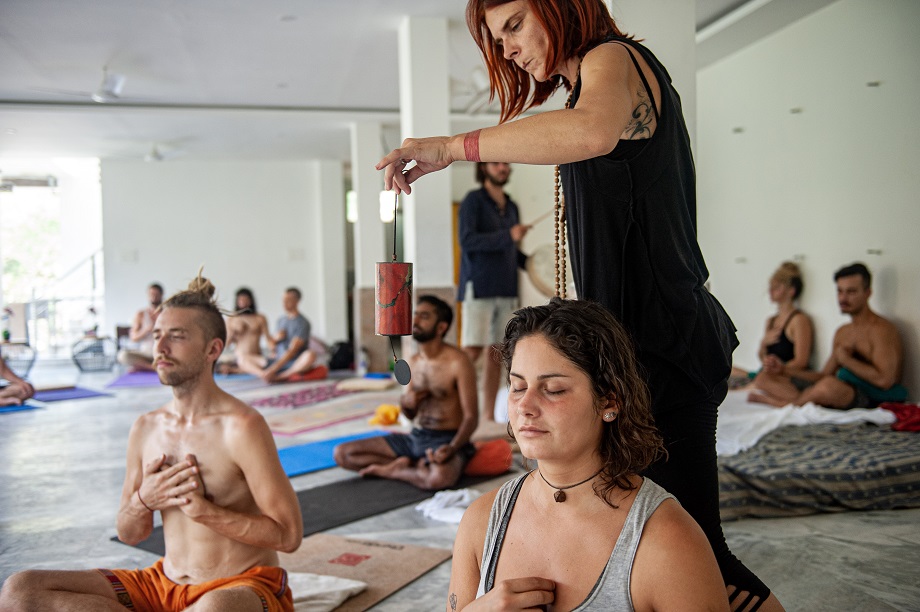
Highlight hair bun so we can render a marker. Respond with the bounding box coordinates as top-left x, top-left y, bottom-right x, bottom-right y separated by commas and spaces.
187, 266, 216, 299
